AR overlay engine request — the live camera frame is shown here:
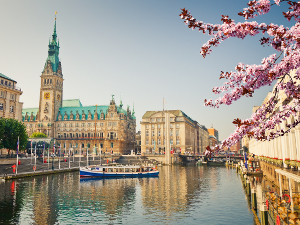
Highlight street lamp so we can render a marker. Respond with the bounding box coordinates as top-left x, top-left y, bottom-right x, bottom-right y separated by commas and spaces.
86, 147, 89, 166
72, 145, 76, 165
52, 149, 54, 170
